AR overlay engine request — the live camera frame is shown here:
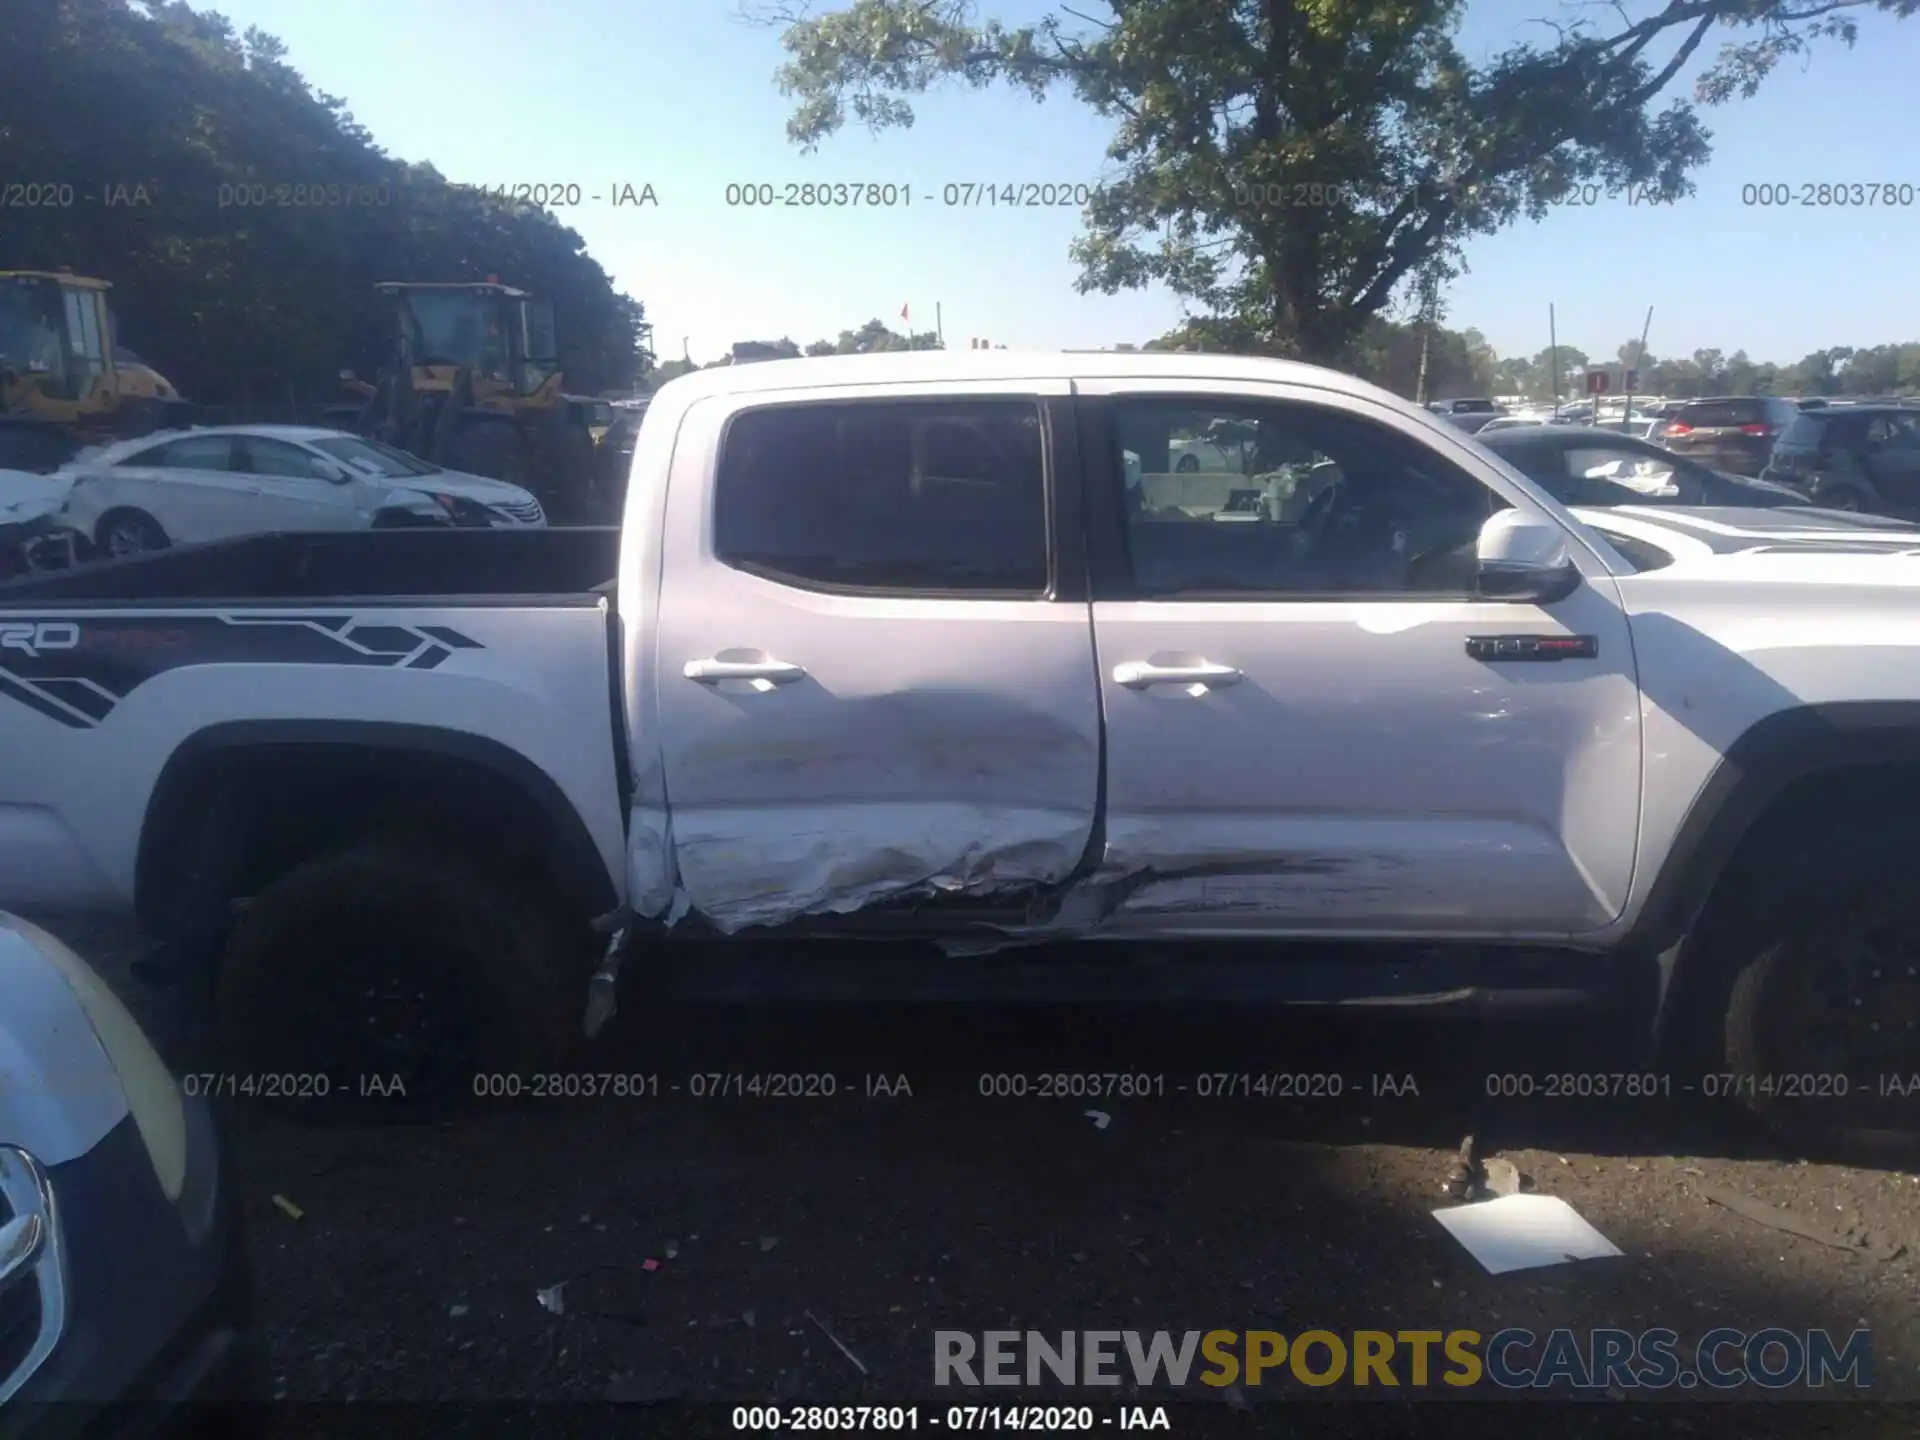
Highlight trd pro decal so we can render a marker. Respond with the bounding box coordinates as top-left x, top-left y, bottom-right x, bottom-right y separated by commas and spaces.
0, 614, 484, 729
0, 622, 80, 657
